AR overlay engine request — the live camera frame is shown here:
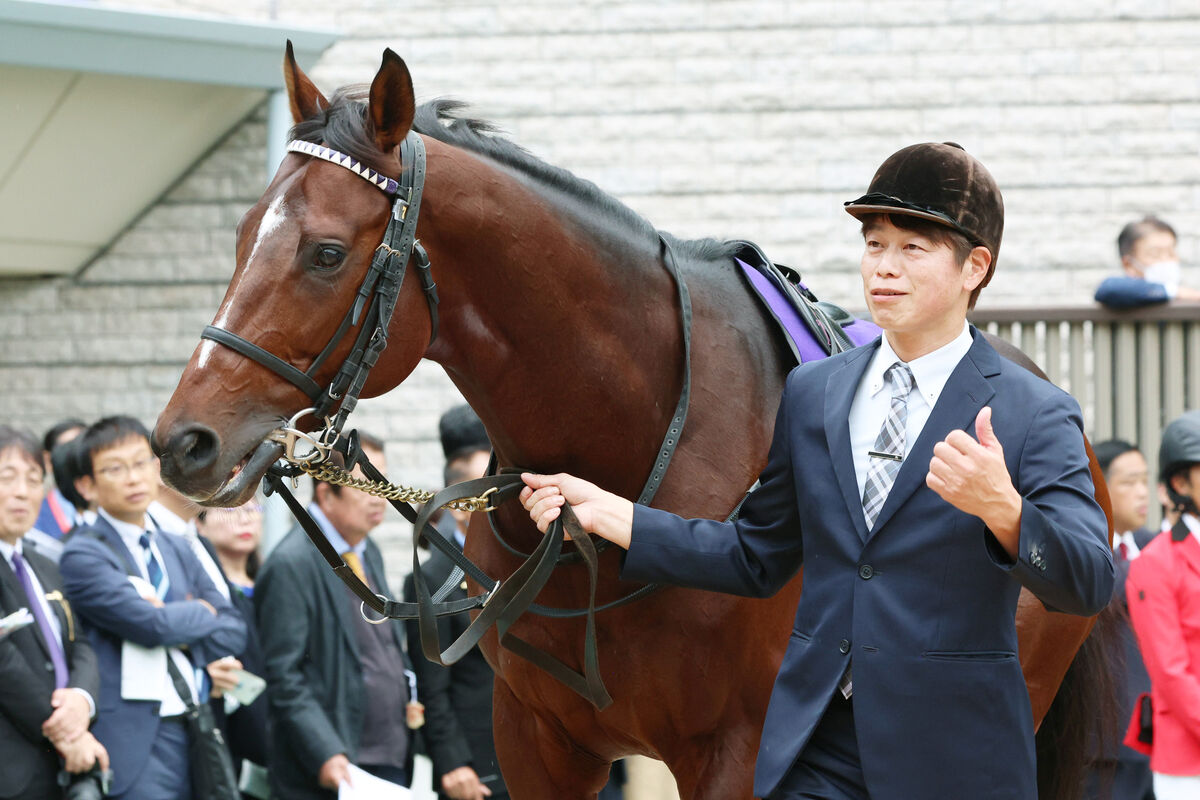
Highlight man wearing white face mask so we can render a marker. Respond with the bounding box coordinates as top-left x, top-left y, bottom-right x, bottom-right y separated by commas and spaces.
1096, 215, 1200, 308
